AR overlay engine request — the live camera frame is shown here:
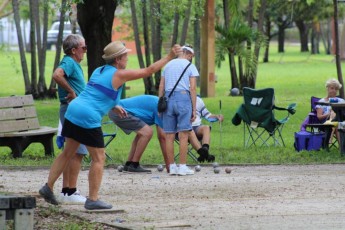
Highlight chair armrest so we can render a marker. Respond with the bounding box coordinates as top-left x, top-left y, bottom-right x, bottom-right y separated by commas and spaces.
205, 117, 218, 123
